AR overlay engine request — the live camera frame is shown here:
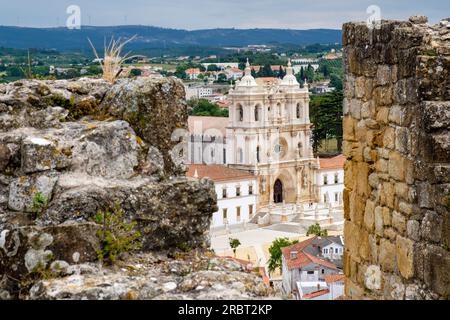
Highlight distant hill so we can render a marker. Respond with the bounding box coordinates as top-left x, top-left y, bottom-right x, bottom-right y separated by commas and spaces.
0, 25, 342, 51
